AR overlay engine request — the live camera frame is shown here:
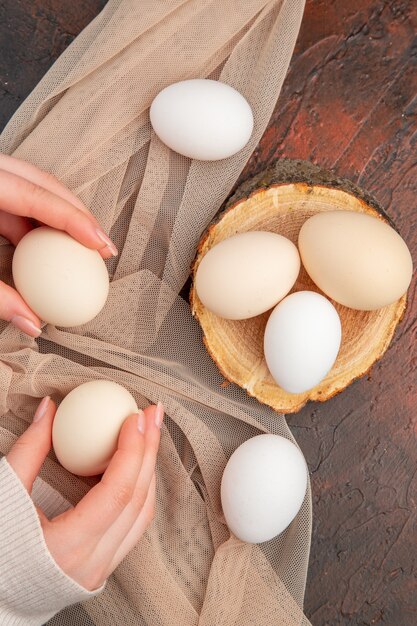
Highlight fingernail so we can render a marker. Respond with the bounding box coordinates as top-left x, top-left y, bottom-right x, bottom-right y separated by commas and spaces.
155, 401, 164, 428
33, 396, 50, 422
95, 228, 118, 256
137, 410, 146, 434
11, 315, 42, 337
